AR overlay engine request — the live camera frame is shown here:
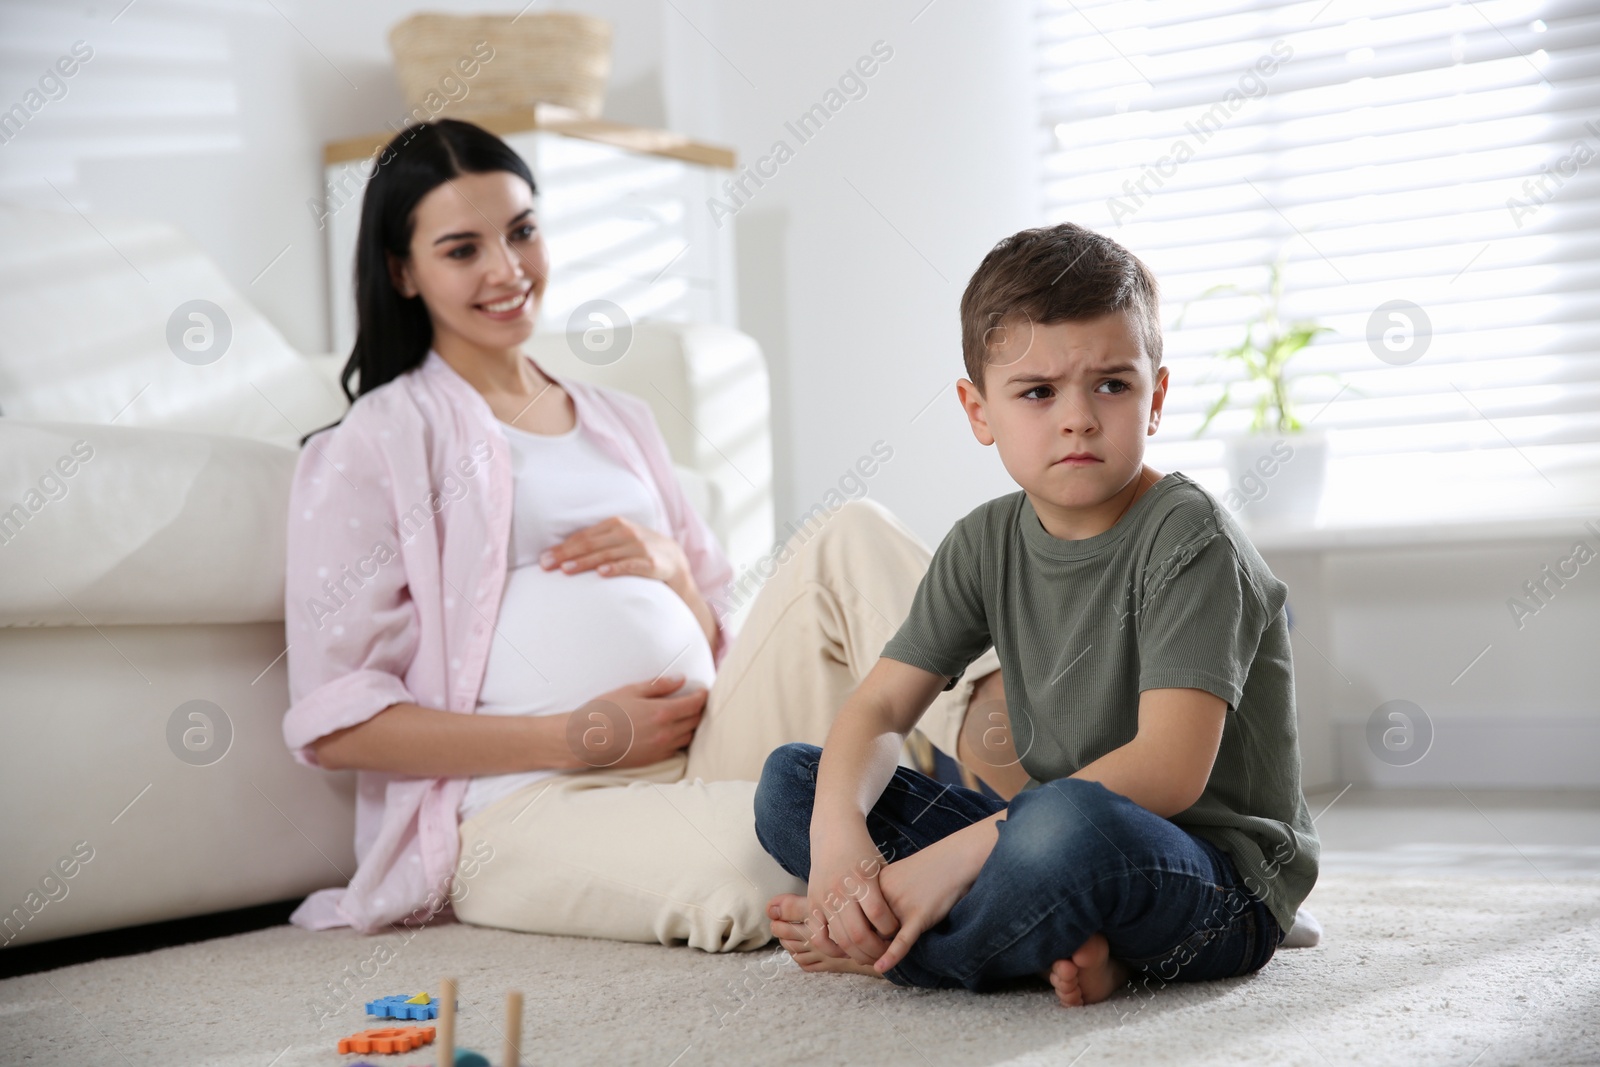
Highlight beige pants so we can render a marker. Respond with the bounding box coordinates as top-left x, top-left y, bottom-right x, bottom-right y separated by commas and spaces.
453, 499, 1000, 952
